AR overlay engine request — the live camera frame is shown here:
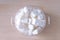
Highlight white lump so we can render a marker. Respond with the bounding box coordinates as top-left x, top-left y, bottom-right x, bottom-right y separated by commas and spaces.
14, 6, 46, 36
